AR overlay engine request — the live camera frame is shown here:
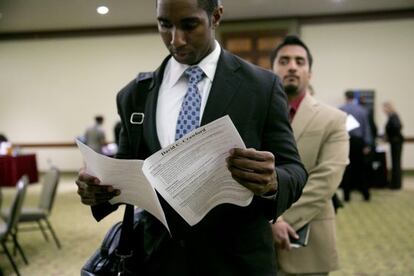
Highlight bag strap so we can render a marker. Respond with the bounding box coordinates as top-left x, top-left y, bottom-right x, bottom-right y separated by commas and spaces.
115, 72, 155, 270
